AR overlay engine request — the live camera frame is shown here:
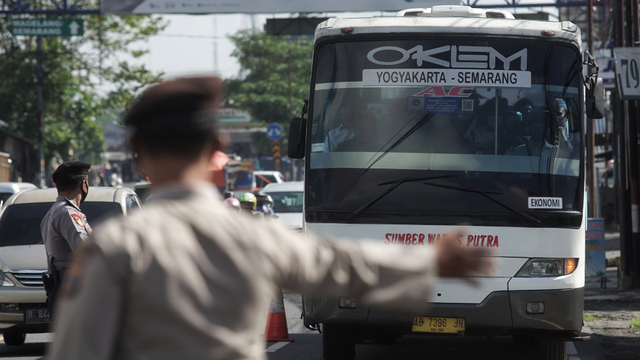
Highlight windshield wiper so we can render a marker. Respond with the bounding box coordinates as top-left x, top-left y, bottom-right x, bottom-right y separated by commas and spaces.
346, 175, 458, 222
422, 181, 541, 225
362, 112, 435, 170
339, 113, 437, 200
